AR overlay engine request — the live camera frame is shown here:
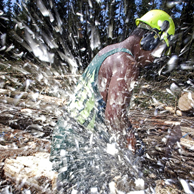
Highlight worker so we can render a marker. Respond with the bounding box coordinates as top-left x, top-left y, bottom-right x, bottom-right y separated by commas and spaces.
50, 9, 175, 191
